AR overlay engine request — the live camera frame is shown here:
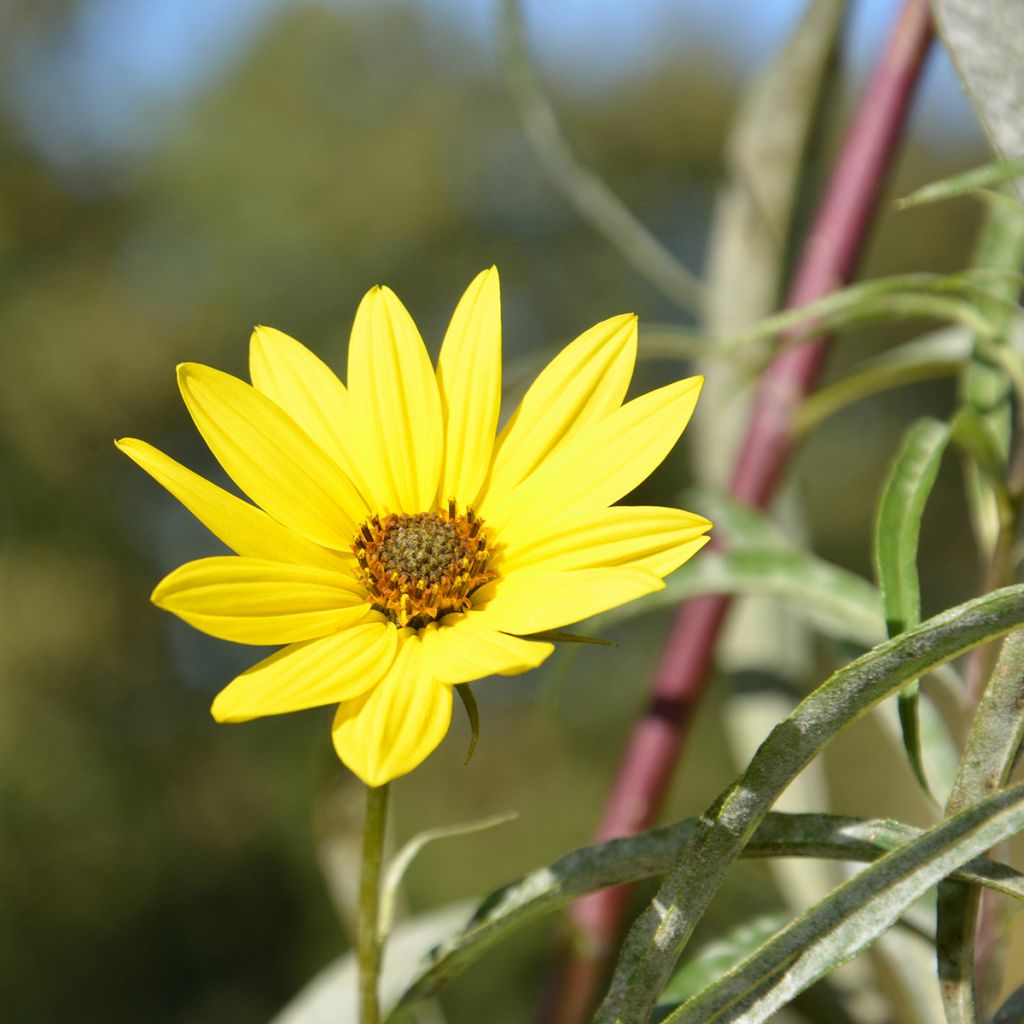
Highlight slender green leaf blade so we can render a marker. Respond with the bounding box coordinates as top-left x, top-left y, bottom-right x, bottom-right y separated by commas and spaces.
874, 416, 951, 791
992, 982, 1024, 1024
590, 547, 884, 647
958, 196, 1024, 559
795, 325, 972, 436
937, 630, 1024, 1024
875, 417, 951, 636
593, 584, 1024, 1024
454, 683, 480, 765
379, 811, 517, 939
895, 156, 1024, 209
662, 783, 1024, 1024
386, 810, 1024, 1020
